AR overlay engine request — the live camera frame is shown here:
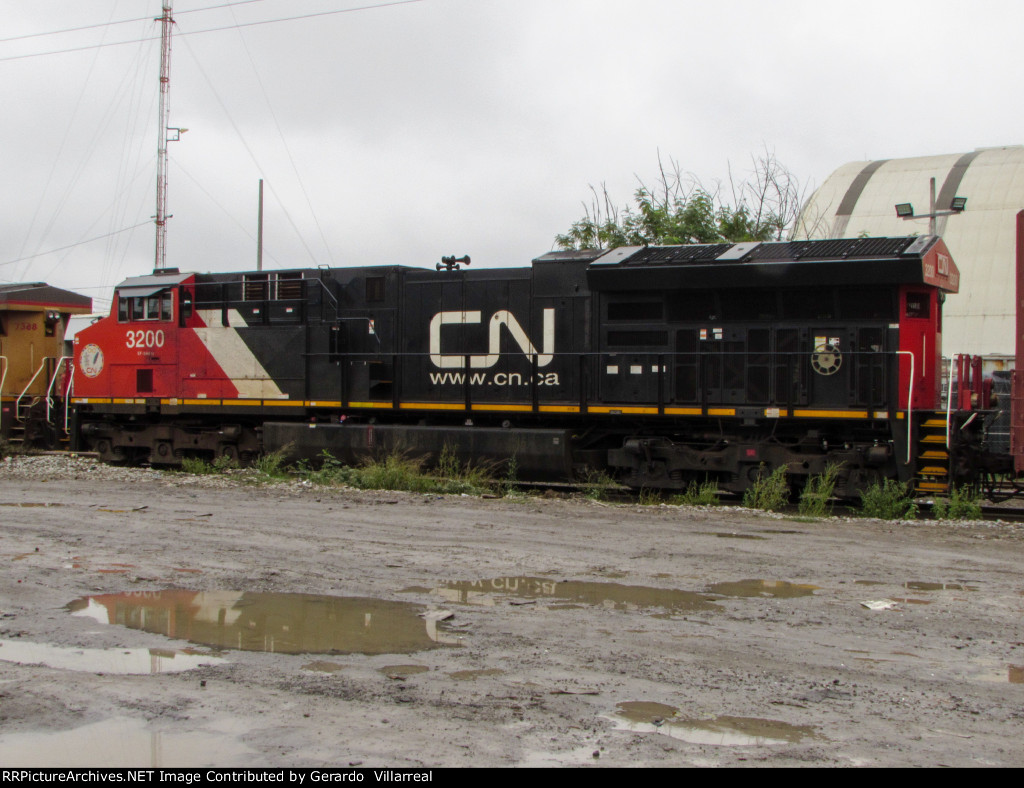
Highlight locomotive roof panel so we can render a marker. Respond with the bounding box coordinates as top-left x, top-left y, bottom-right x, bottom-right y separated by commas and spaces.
583, 235, 958, 293
114, 271, 193, 294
